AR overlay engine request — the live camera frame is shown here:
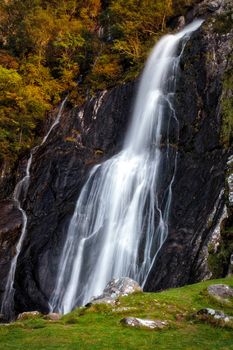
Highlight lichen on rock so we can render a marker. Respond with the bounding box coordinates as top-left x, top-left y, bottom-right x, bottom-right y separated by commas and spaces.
120, 317, 168, 330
